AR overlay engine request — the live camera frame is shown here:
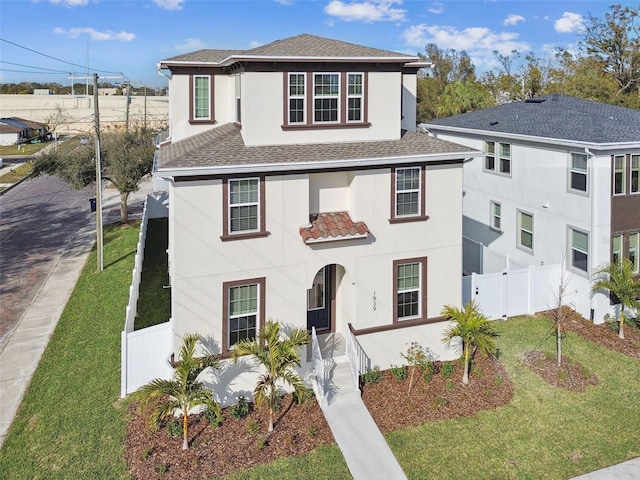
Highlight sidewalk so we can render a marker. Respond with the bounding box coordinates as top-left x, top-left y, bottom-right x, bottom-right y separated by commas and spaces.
0, 177, 152, 447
